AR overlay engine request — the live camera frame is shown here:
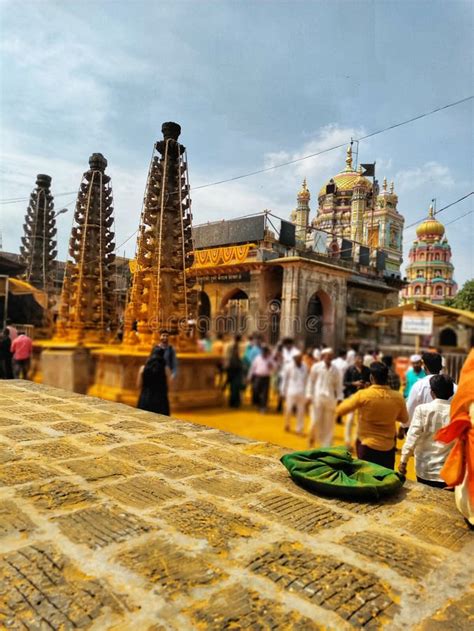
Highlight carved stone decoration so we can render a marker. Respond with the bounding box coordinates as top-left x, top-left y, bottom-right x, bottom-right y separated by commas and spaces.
55, 154, 116, 343
20, 173, 57, 295
123, 122, 196, 350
